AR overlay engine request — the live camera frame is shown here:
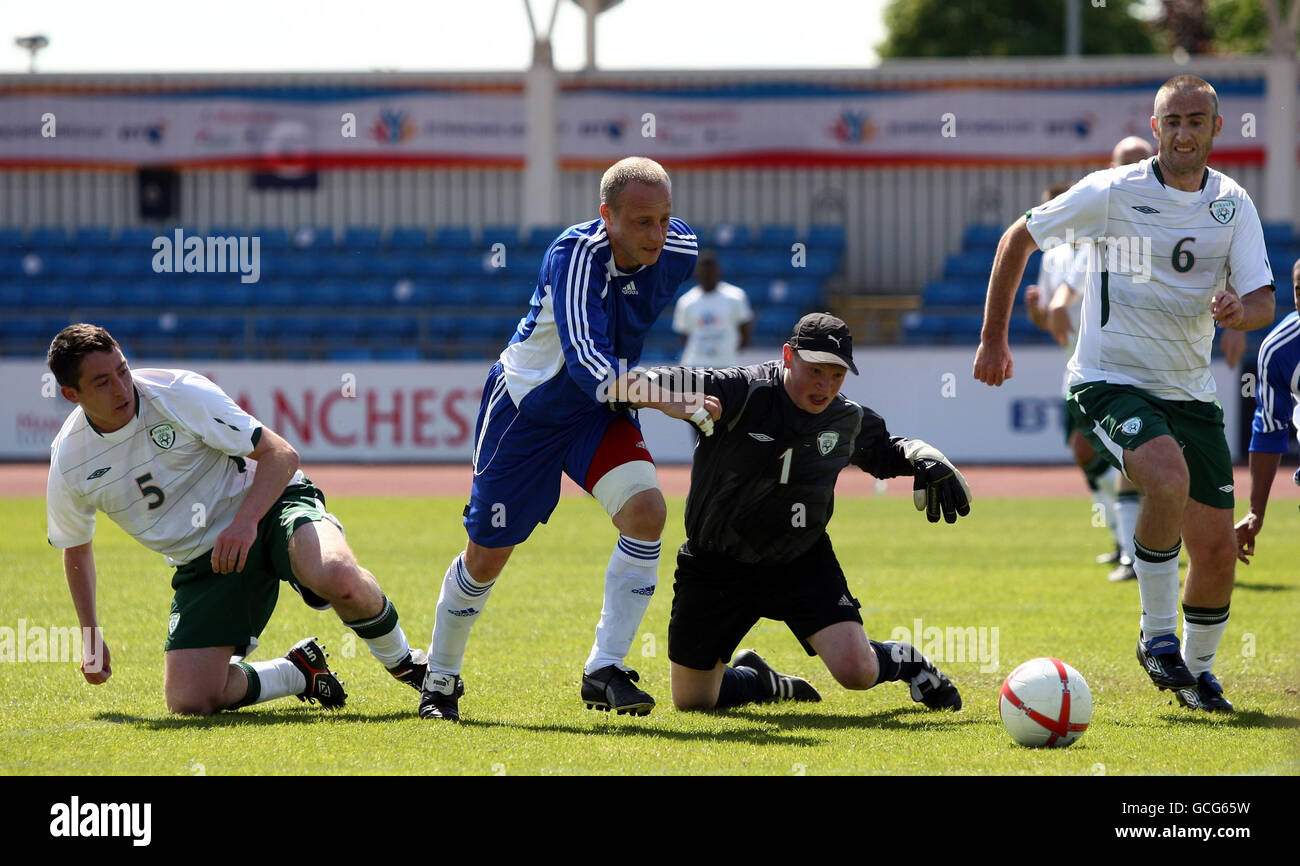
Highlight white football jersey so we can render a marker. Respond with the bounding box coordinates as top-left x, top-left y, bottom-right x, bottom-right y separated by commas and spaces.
47, 368, 304, 567
672, 281, 753, 367
1027, 157, 1273, 402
